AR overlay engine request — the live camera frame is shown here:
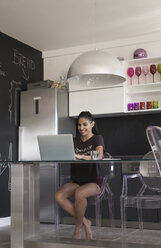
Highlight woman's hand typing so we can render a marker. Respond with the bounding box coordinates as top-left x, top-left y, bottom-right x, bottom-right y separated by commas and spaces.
75, 153, 91, 160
